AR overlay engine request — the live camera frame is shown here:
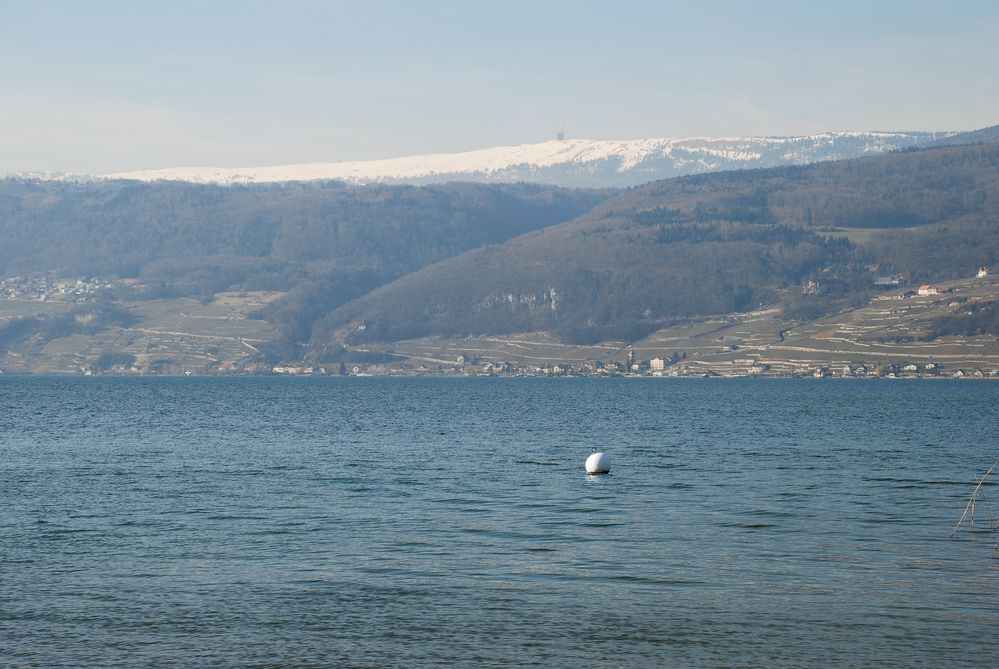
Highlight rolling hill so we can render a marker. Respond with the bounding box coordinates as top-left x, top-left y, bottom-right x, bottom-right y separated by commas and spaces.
921, 124, 999, 148
311, 141, 999, 354
4, 132, 999, 374
0, 179, 609, 362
